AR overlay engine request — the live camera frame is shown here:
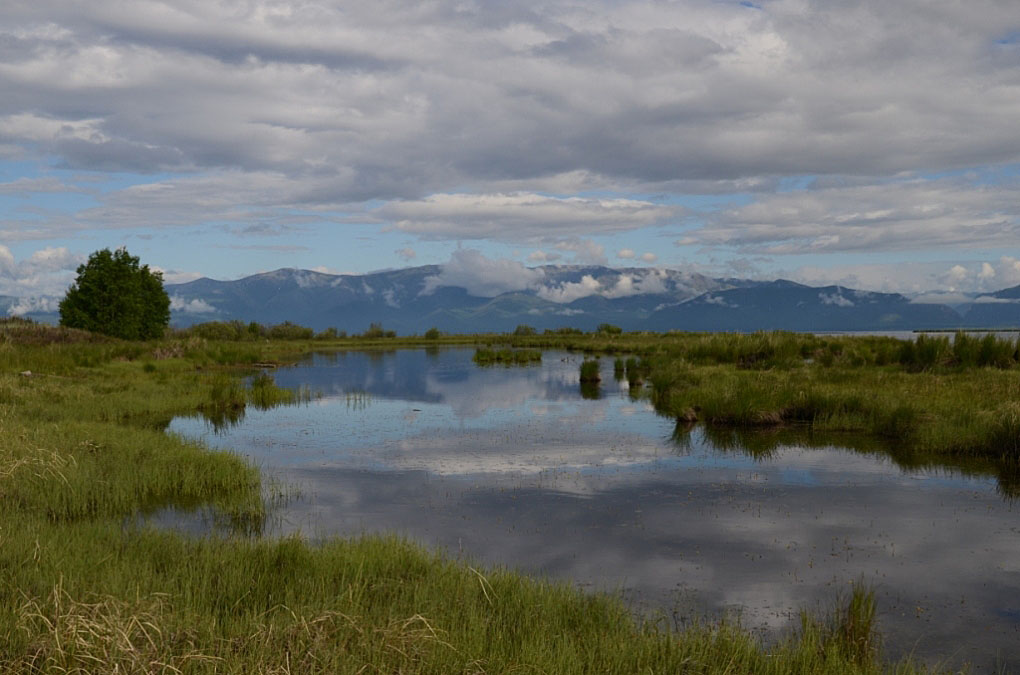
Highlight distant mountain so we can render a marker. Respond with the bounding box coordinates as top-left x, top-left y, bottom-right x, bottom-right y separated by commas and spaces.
164, 265, 733, 333
0, 295, 59, 324
959, 284, 1020, 328
10, 265, 1020, 333
645, 281, 964, 332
